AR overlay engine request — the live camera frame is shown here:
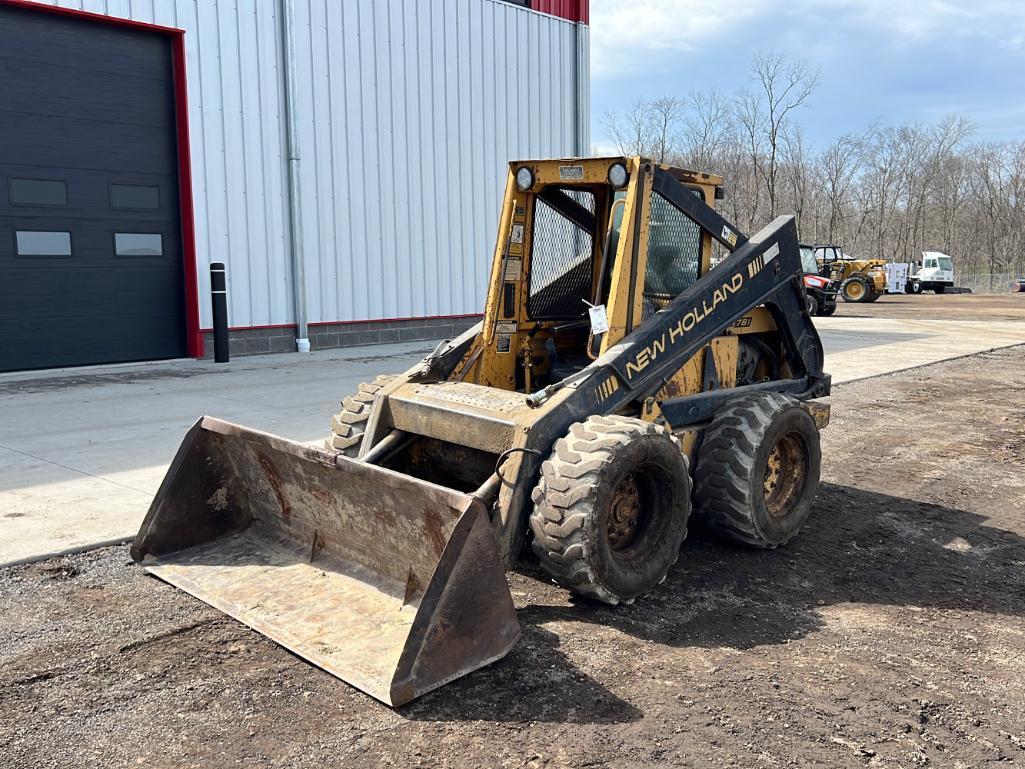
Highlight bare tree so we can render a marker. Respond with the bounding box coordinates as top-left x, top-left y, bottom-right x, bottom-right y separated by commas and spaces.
819, 131, 869, 242
681, 89, 732, 170
594, 53, 1025, 285
600, 100, 654, 156
738, 52, 820, 219
648, 96, 686, 163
